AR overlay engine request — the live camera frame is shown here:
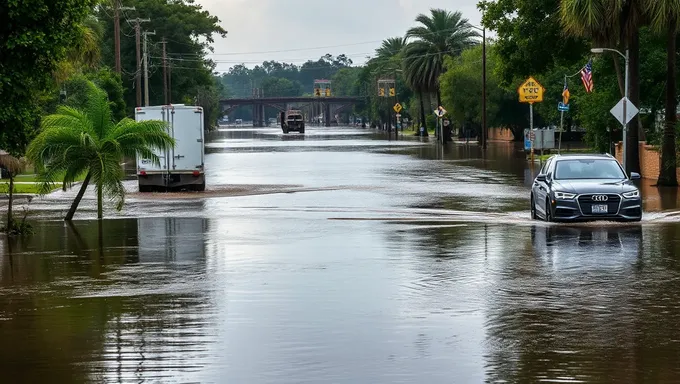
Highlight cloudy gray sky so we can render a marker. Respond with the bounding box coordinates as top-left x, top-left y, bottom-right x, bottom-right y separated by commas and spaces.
197, 0, 484, 72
